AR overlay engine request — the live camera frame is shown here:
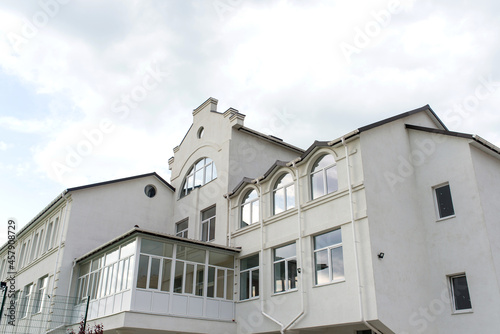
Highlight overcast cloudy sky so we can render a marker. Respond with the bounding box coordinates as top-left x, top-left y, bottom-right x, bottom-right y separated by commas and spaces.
1, 0, 499, 244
